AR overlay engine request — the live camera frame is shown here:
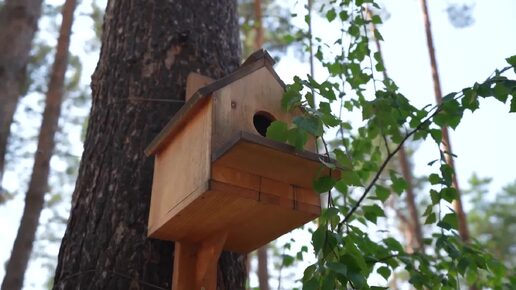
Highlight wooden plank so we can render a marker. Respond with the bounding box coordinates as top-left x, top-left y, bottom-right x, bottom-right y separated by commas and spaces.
212, 131, 338, 189
211, 163, 260, 191
186, 72, 214, 101
260, 177, 294, 209
195, 231, 228, 290
211, 66, 297, 152
149, 178, 319, 253
172, 241, 197, 290
294, 186, 322, 215
147, 99, 212, 235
